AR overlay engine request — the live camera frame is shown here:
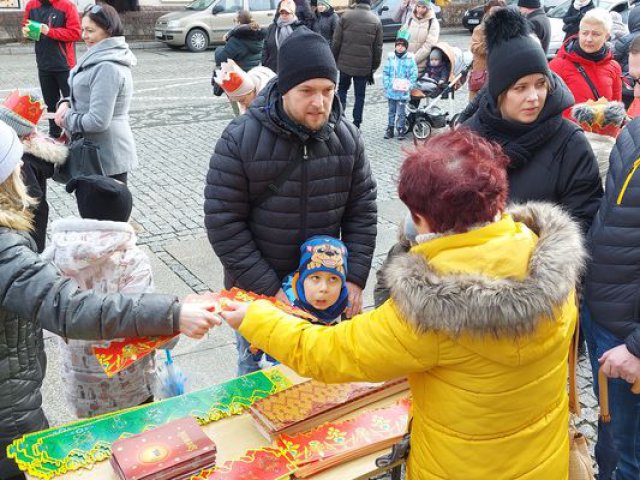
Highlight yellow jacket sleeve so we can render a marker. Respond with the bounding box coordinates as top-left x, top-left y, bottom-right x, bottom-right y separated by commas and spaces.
238, 299, 439, 383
